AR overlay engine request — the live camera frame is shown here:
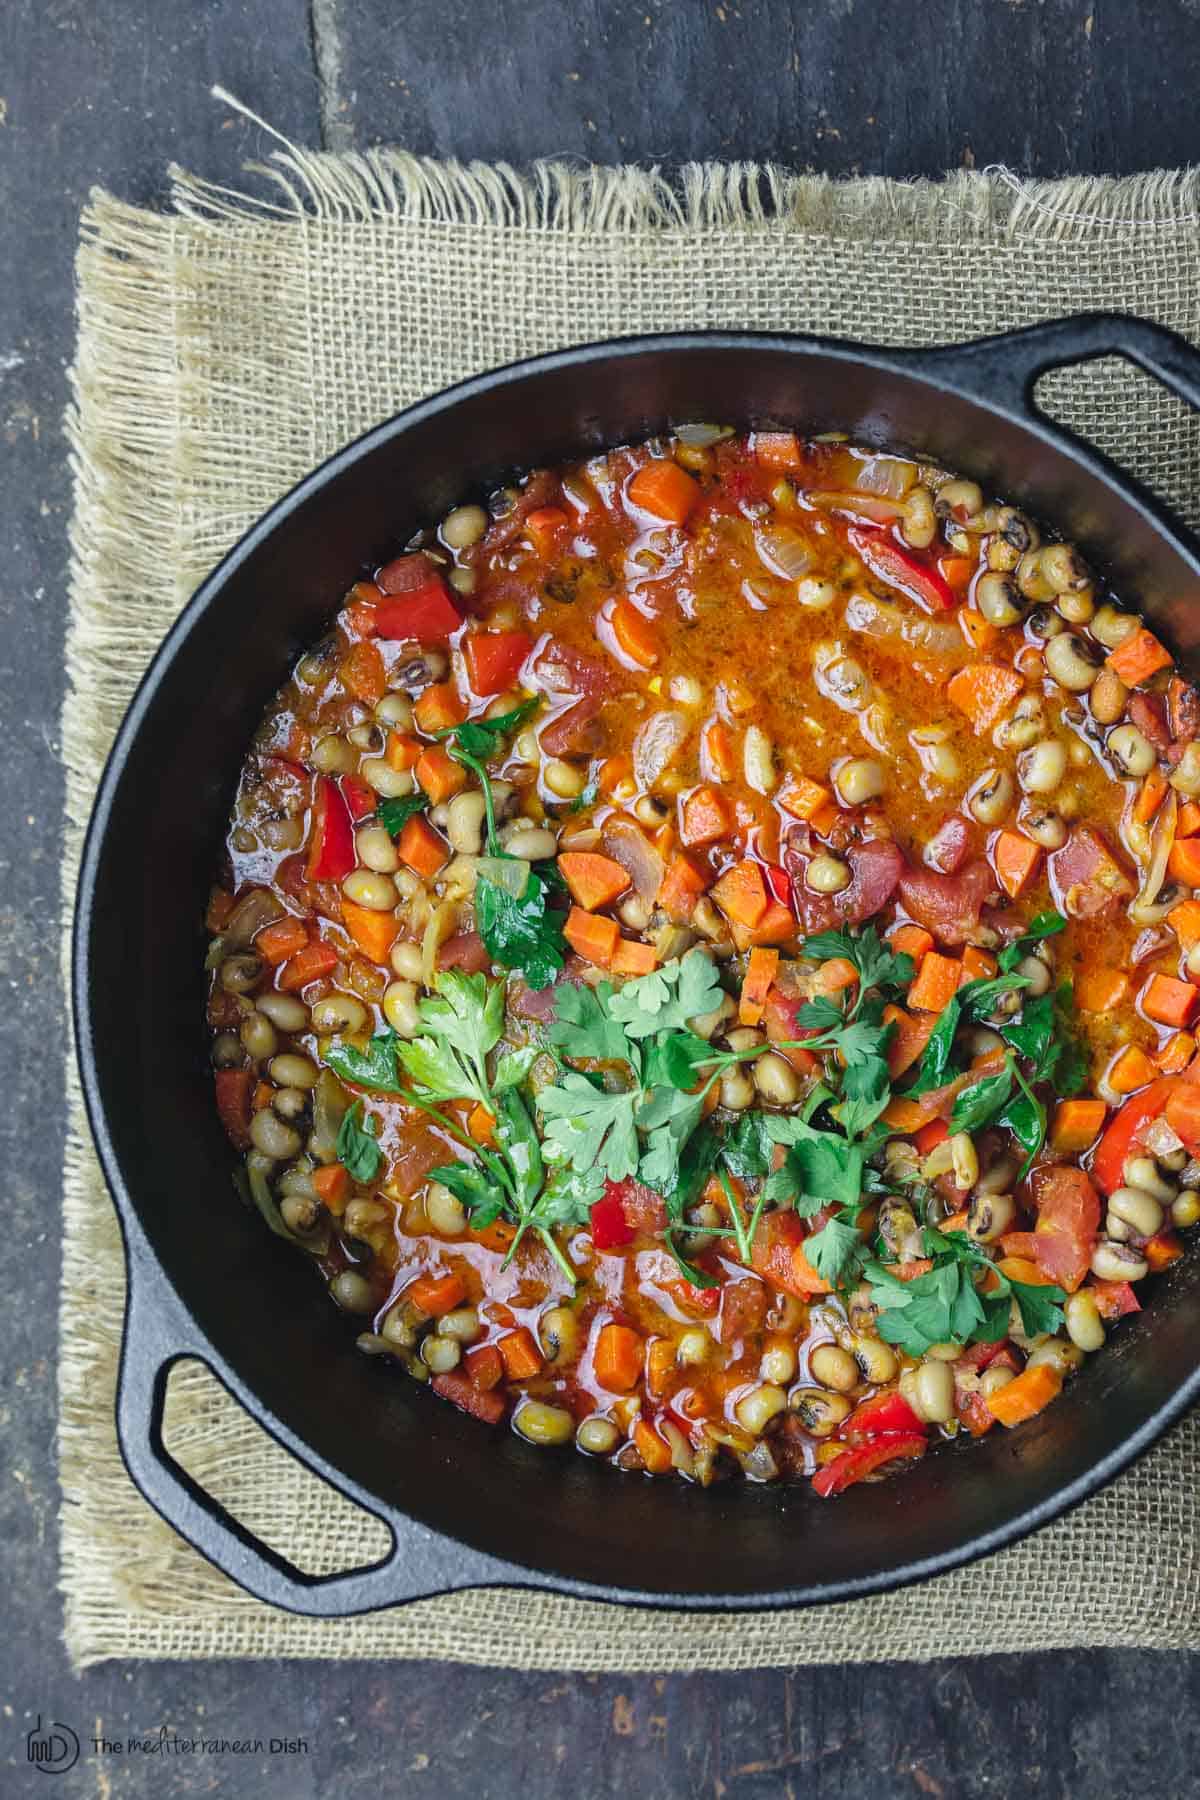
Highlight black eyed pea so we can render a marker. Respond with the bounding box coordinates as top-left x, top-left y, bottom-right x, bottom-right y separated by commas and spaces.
280, 1192, 322, 1234
309, 992, 368, 1035
1091, 1240, 1150, 1283
343, 1198, 389, 1238
985, 535, 1021, 574
420, 1333, 462, 1374
619, 892, 653, 932
348, 721, 384, 753
1106, 723, 1156, 777
1025, 603, 1065, 641
1015, 954, 1052, 997
788, 1387, 852, 1437
934, 477, 983, 524
994, 694, 1046, 752
996, 507, 1040, 556
382, 980, 420, 1036
719, 1067, 755, 1112
1172, 1192, 1200, 1228
806, 853, 851, 894
1016, 548, 1055, 602
361, 757, 416, 798
539, 1305, 581, 1365
980, 1363, 1016, 1398
902, 485, 936, 548
1026, 1338, 1085, 1378
543, 758, 588, 800
1090, 603, 1139, 650
1169, 744, 1200, 796
425, 1180, 467, 1236
966, 1188, 1015, 1244
834, 757, 885, 806
852, 1334, 898, 1384
1108, 1185, 1165, 1238
356, 823, 400, 873
752, 1051, 800, 1106
446, 790, 488, 855
1064, 1290, 1106, 1353
441, 502, 489, 550
688, 991, 737, 1041
329, 1269, 375, 1313
796, 575, 837, 610
343, 867, 399, 911
910, 1359, 956, 1424
735, 1382, 789, 1436
390, 939, 425, 982
807, 1342, 859, 1393
211, 1031, 243, 1068
976, 571, 1023, 627
219, 952, 263, 994
675, 1327, 712, 1366
1057, 587, 1095, 626
743, 725, 778, 794
1044, 631, 1103, 693
1019, 806, 1068, 850
381, 1303, 419, 1348
272, 1087, 308, 1121
504, 824, 559, 861
248, 1108, 302, 1159
759, 1341, 798, 1385
969, 767, 1015, 826
375, 692, 414, 730
239, 1010, 278, 1060
514, 1400, 575, 1447
256, 990, 310, 1031
1017, 739, 1067, 796
1087, 667, 1128, 727
1122, 1156, 1177, 1203
268, 1052, 318, 1090
577, 1415, 621, 1455
439, 1307, 482, 1344
311, 733, 356, 775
